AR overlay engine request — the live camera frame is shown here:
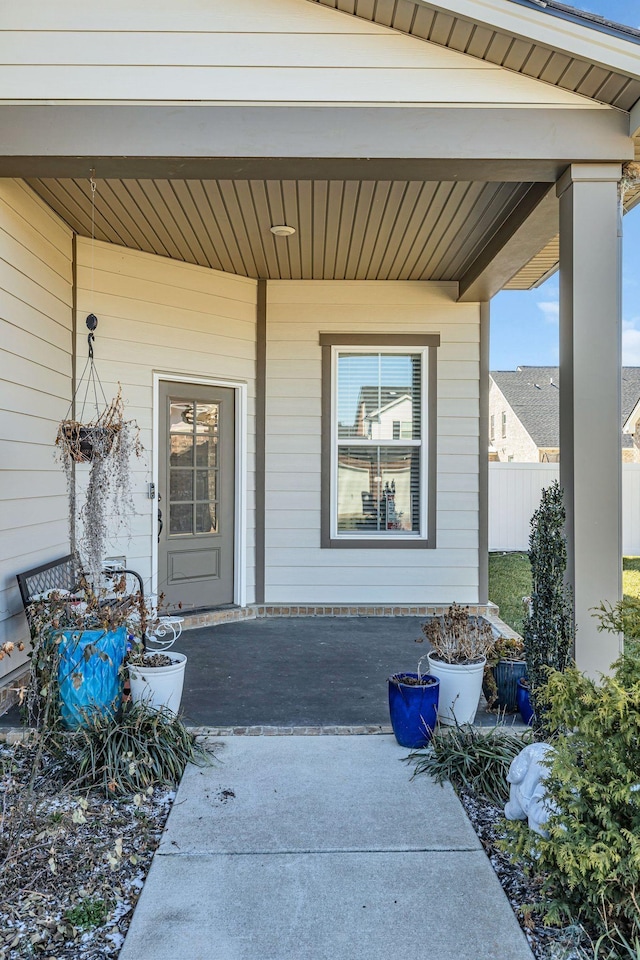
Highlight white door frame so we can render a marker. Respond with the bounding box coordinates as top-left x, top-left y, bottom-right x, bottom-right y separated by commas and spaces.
152, 372, 248, 608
